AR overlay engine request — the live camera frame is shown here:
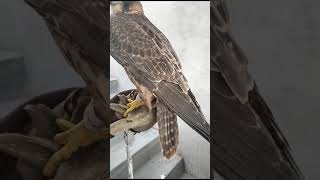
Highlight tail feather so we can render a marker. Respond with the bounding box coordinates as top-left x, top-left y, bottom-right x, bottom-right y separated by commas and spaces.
157, 100, 179, 159
155, 81, 210, 142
